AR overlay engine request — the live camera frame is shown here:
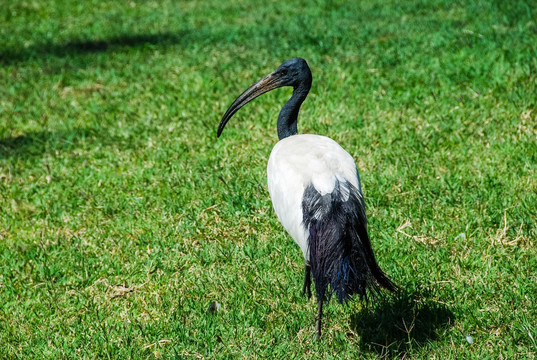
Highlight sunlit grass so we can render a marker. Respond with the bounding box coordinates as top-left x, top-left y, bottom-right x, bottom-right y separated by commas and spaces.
1, 0, 536, 358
